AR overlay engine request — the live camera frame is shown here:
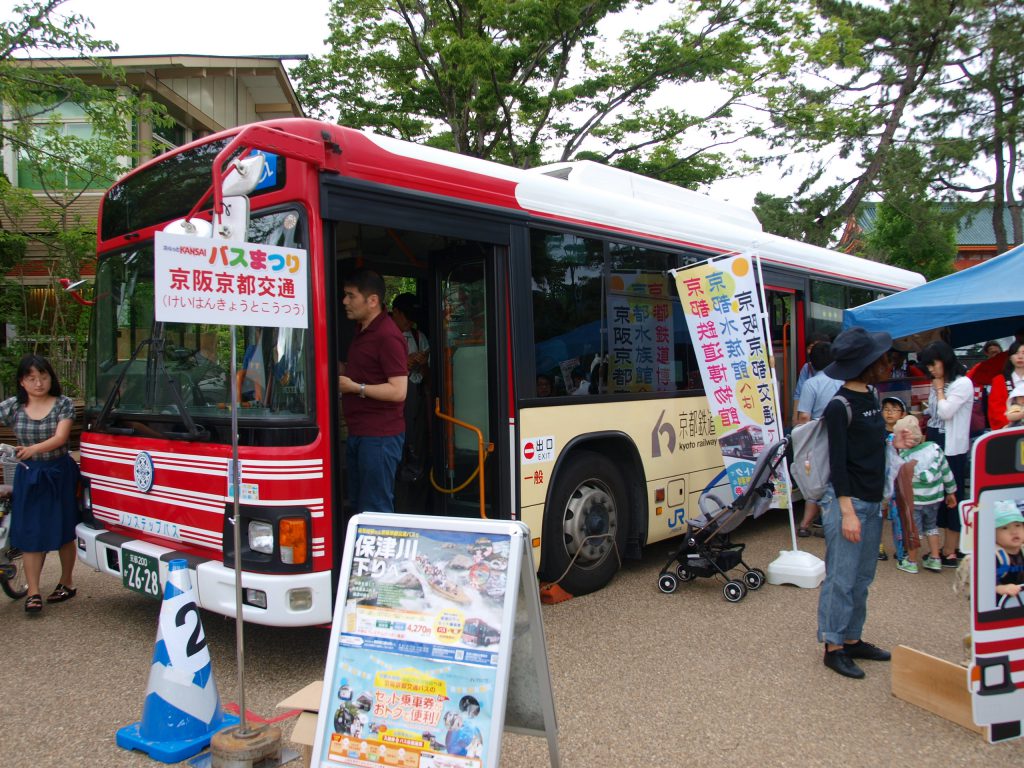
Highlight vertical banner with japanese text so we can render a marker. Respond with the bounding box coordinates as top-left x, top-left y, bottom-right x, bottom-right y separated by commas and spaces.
673, 253, 786, 500
154, 232, 308, 329
607, 272, 676, 393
